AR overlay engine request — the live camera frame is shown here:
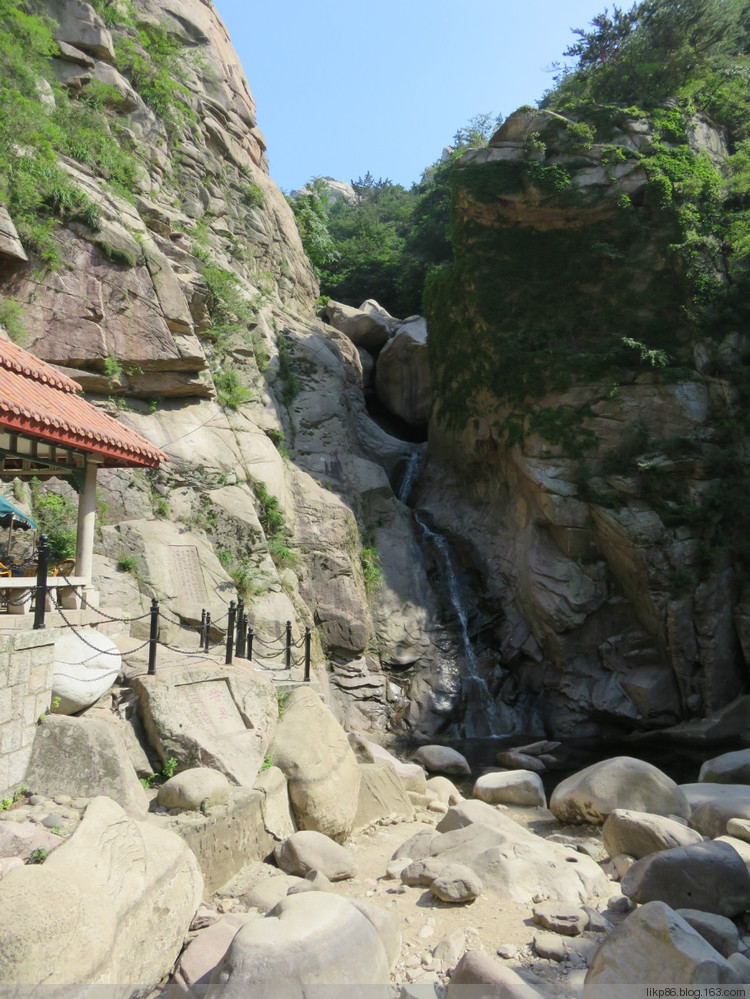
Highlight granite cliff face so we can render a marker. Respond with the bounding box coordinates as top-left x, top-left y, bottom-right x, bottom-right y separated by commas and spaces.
422, 107, 750, 737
